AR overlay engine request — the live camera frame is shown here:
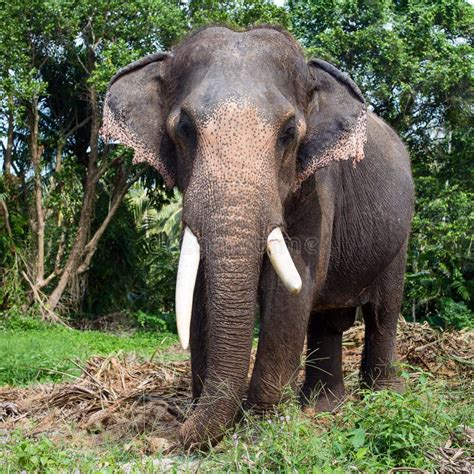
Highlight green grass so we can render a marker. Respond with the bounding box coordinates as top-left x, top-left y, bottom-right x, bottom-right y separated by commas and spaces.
1, 376, 472, 473
0, 315, 177, 386
1, 316, 472, 472
214, 380, 472, 472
